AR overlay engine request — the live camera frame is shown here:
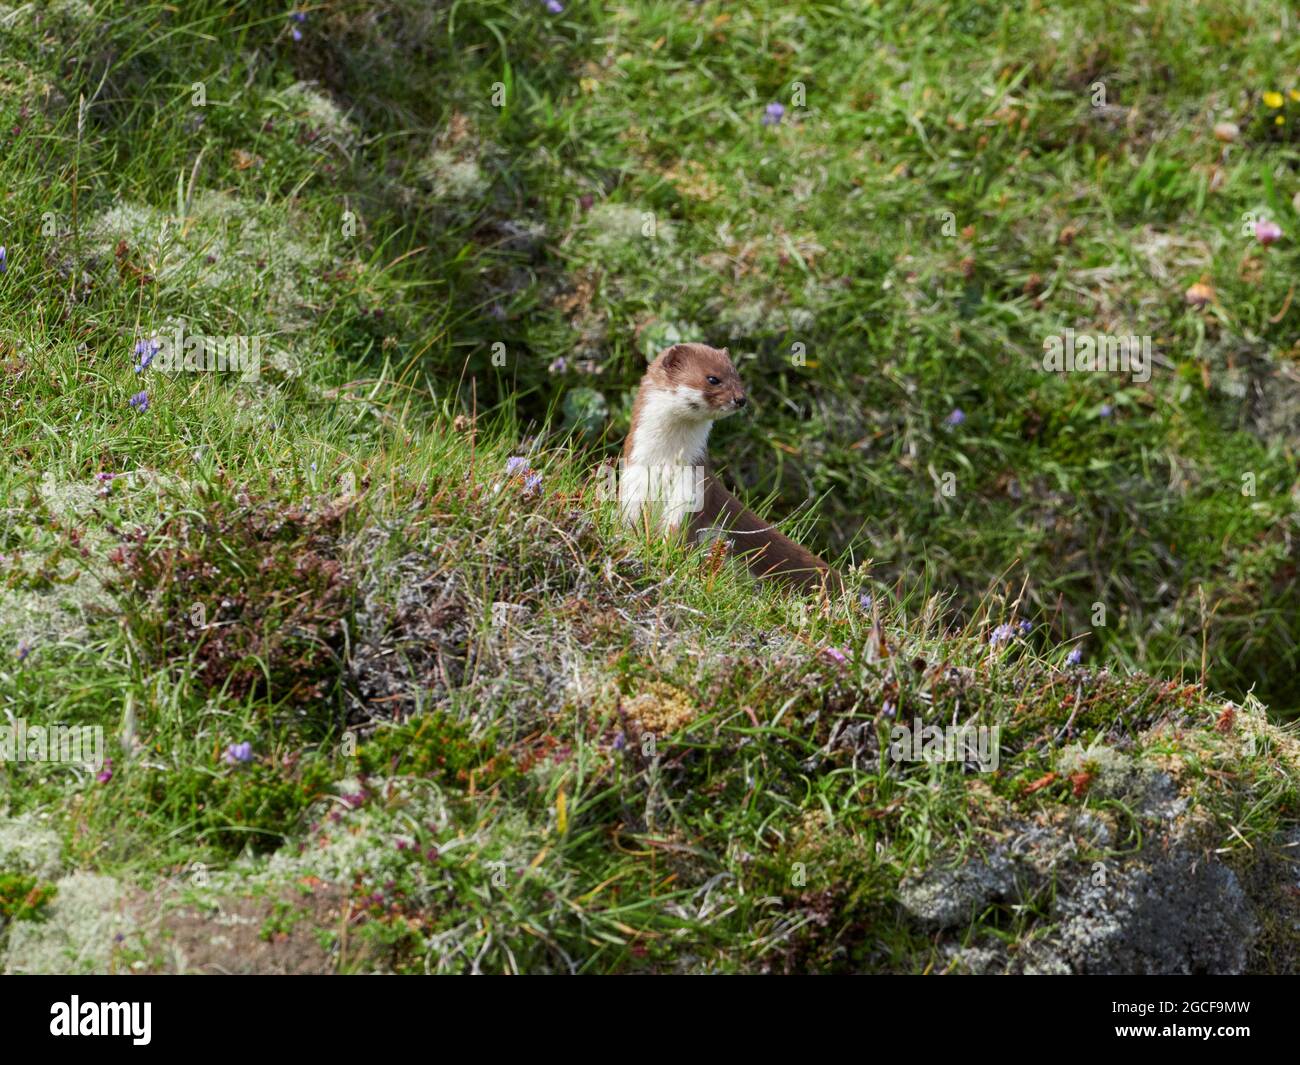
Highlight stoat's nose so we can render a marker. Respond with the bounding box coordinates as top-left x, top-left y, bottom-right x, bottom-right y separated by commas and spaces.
733, 393, 747, 409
